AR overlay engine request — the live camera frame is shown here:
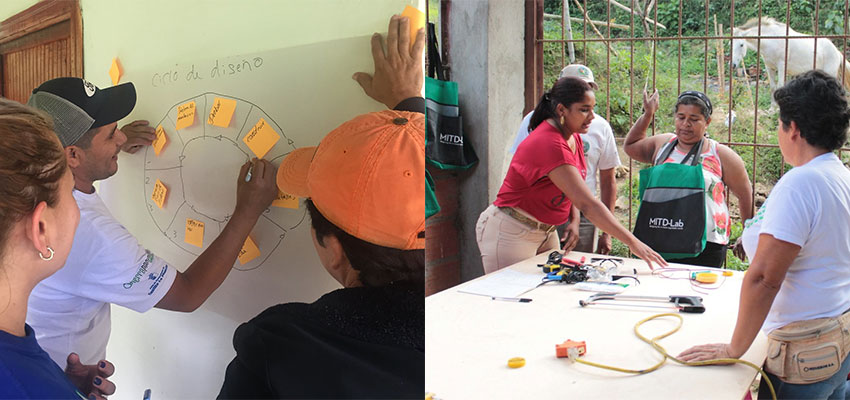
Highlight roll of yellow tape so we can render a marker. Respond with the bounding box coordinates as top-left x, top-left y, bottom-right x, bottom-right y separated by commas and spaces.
695, 272, 718, 284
